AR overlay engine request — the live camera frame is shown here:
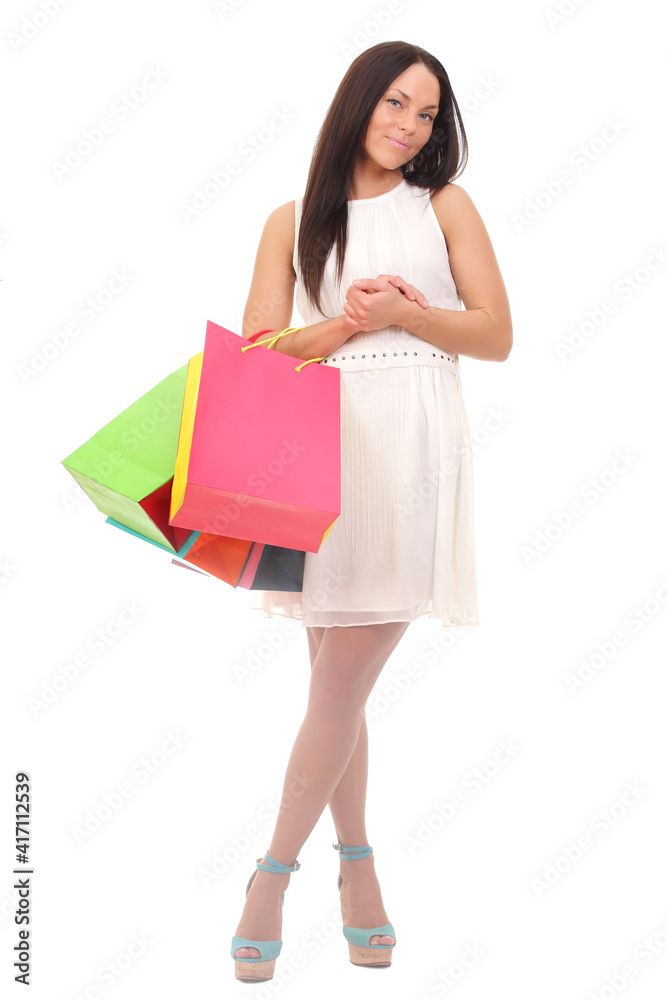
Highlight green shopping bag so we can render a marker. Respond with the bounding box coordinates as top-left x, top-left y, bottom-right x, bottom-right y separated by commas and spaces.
61, 364, 192, 552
